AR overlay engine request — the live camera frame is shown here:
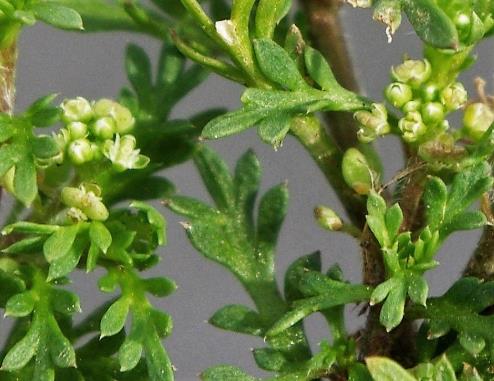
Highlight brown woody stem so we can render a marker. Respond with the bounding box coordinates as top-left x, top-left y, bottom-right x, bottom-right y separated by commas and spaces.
0, 41, 17, 115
